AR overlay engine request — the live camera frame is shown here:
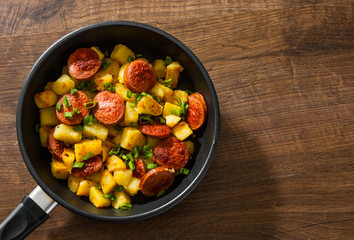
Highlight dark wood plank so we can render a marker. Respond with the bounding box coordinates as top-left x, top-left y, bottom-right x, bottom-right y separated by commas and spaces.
0, 0, 354, 239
